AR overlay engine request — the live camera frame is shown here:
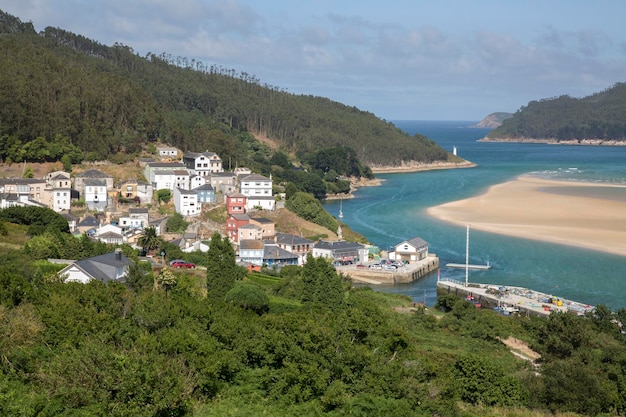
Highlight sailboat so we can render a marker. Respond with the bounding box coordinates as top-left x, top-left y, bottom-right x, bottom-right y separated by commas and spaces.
445, 225, 491, 271
338, 198, 343, 219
